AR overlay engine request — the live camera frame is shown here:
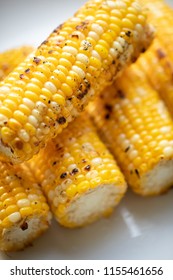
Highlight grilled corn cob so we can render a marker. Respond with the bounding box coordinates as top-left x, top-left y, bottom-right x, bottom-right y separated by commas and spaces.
136, 0, 173, 116
0, 161, 51, 251
89, 64, 173, 196
0, 0, 153, 163
0, 46, 51, 251
0, 46, 34, 82
141, 0, 173, 50
29, 113, 127, 228
0, 46, 127, 228
138, 39, 173, 115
